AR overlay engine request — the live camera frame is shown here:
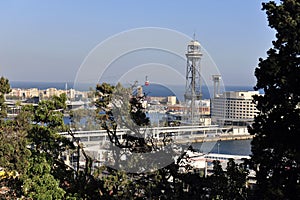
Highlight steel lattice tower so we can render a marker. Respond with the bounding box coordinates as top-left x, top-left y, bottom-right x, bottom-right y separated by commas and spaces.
184, 39, 203, 124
